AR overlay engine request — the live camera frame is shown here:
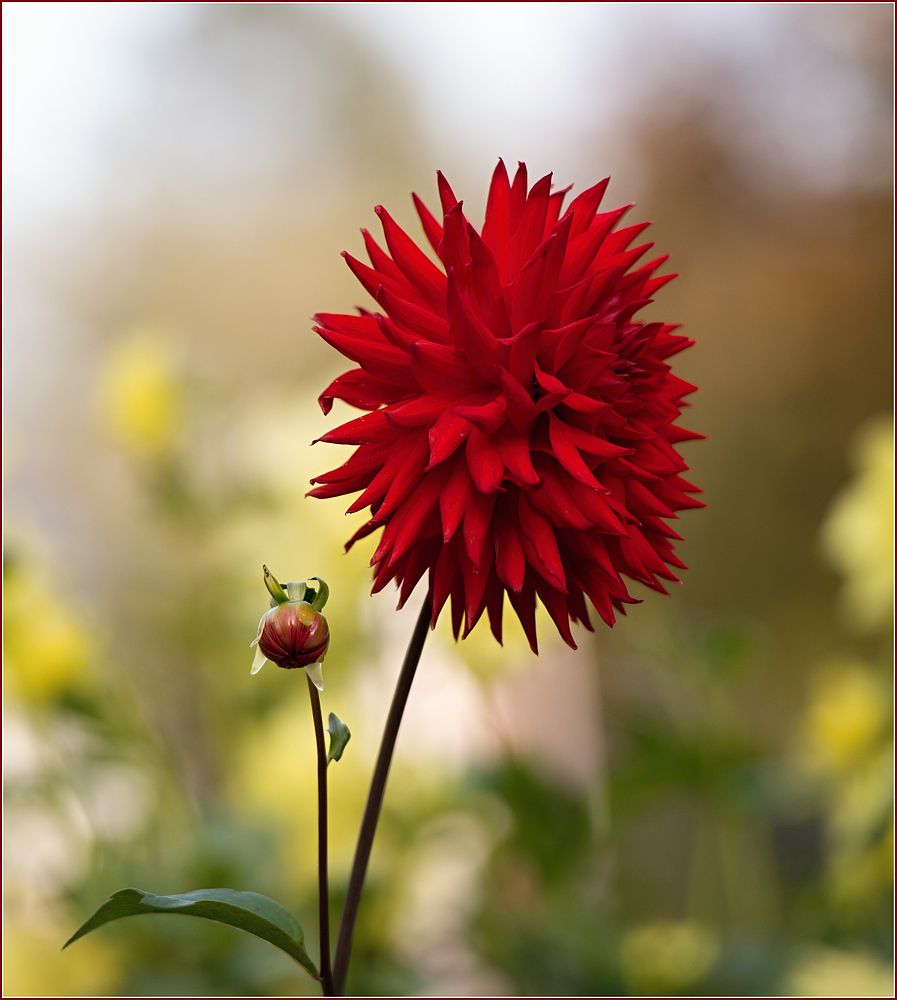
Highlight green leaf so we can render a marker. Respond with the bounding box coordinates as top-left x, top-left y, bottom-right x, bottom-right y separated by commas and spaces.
327, 712, 350, 763
63, 887, 318, 980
